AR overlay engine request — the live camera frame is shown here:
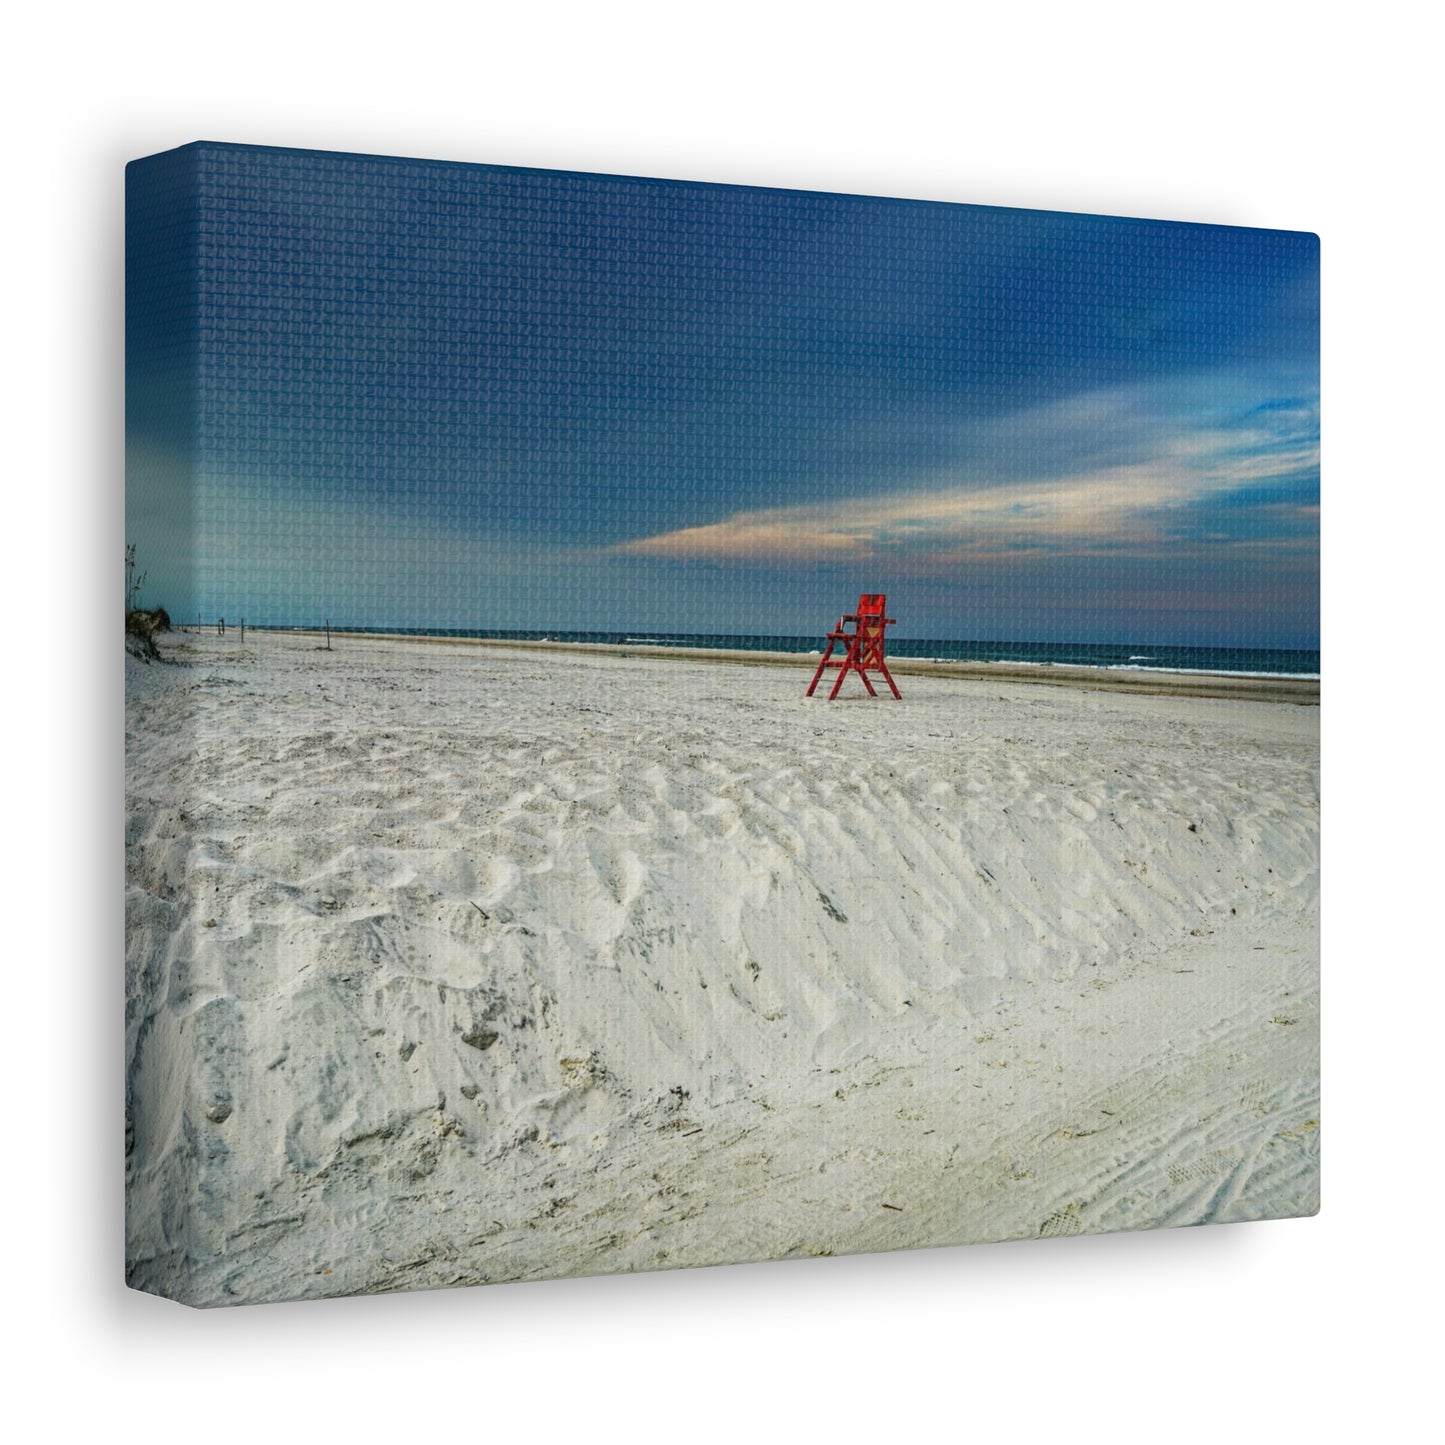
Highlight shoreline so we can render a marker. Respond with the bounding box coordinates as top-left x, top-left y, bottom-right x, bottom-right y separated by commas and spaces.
238, 627, 1321, 705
